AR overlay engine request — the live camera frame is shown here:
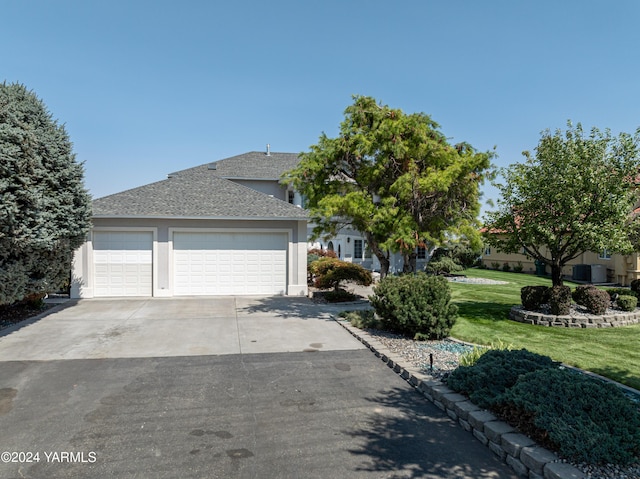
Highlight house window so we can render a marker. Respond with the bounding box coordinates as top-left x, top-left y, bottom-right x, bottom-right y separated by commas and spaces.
364, 242, 372, 259
288, 190, 295, 204
417, 246, 426, 260
484, 246, 491, 256
354, 239, 363, 259
599, 249, 611, 260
